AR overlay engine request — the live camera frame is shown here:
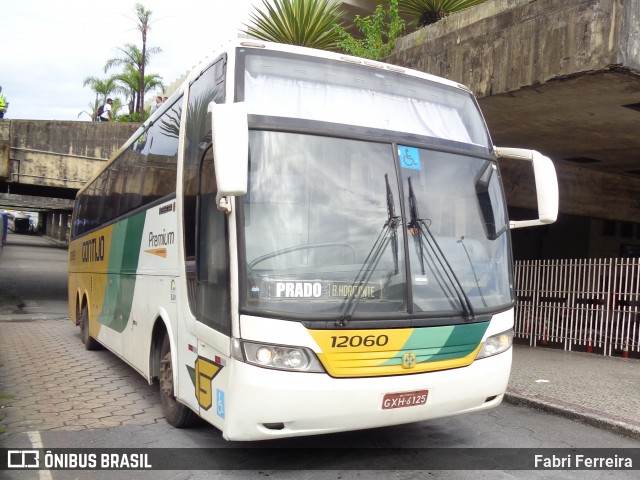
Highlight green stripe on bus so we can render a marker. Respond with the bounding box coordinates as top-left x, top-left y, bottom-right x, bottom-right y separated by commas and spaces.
98, 212, 147, 333
381, 322, 489, 366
